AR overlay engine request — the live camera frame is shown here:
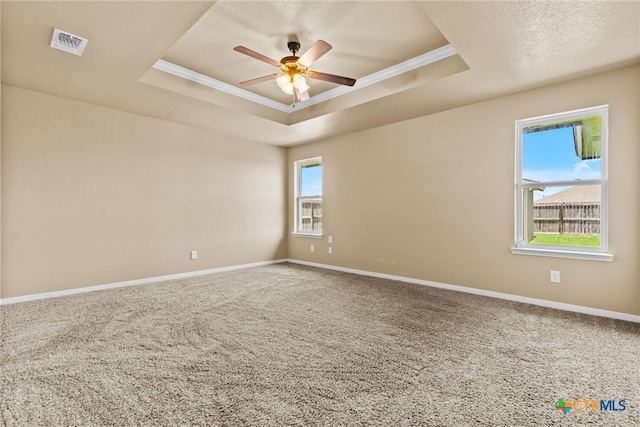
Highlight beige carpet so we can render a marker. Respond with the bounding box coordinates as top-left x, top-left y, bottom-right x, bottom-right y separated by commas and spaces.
1, 263, 638, 426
